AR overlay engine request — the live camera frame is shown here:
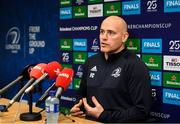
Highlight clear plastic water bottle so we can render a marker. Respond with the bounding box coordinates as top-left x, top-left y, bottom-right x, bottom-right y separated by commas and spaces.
45, 90, 59, 124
